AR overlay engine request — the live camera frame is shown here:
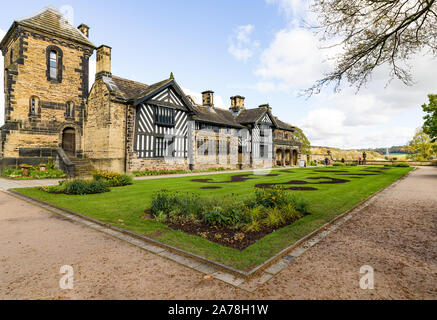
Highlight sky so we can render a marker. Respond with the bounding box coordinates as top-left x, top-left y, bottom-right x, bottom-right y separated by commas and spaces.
0, 0, 434, 149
